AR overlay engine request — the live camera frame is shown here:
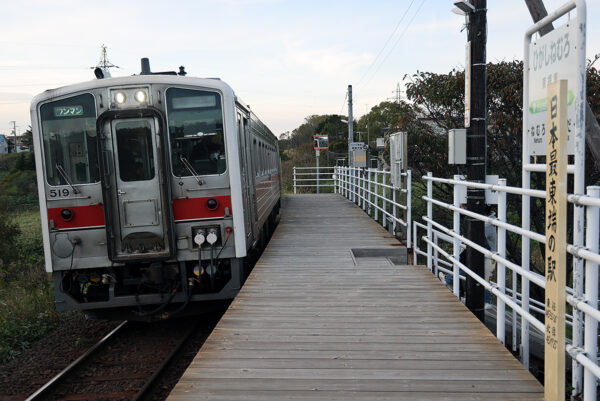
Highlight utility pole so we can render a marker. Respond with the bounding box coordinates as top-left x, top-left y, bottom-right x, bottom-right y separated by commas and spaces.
10, 121, 16, 153
347, 85, 354, 167
464, 0, 487, 322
